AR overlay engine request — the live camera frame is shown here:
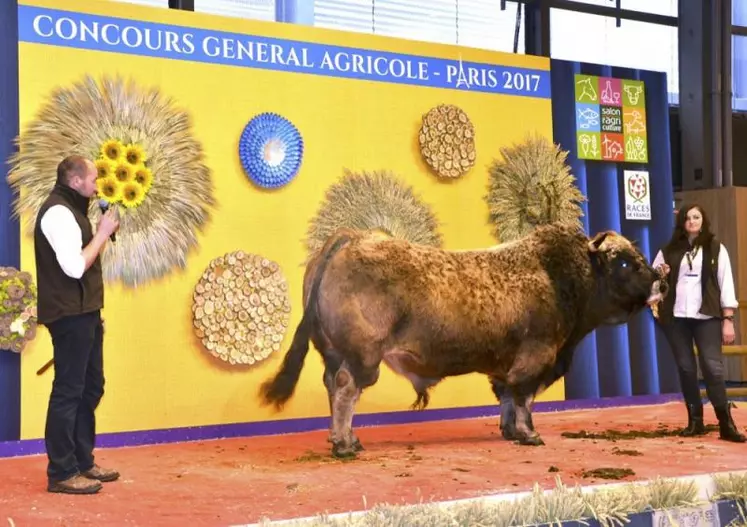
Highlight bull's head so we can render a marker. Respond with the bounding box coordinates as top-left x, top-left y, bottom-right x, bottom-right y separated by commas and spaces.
587, 230, 668, 325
